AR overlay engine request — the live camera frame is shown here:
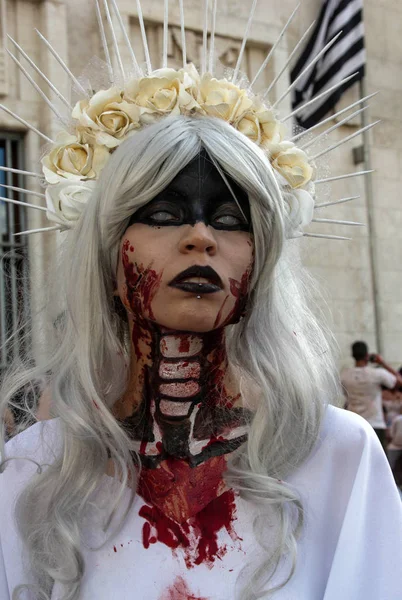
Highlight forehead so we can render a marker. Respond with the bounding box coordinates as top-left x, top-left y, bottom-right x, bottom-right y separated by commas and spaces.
162, 150, 249, 208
